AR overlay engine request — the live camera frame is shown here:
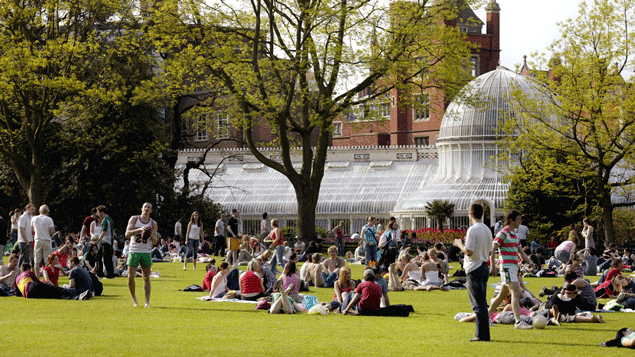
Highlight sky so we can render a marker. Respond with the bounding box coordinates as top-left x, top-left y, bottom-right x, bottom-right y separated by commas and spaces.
474, 0, 585, 70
